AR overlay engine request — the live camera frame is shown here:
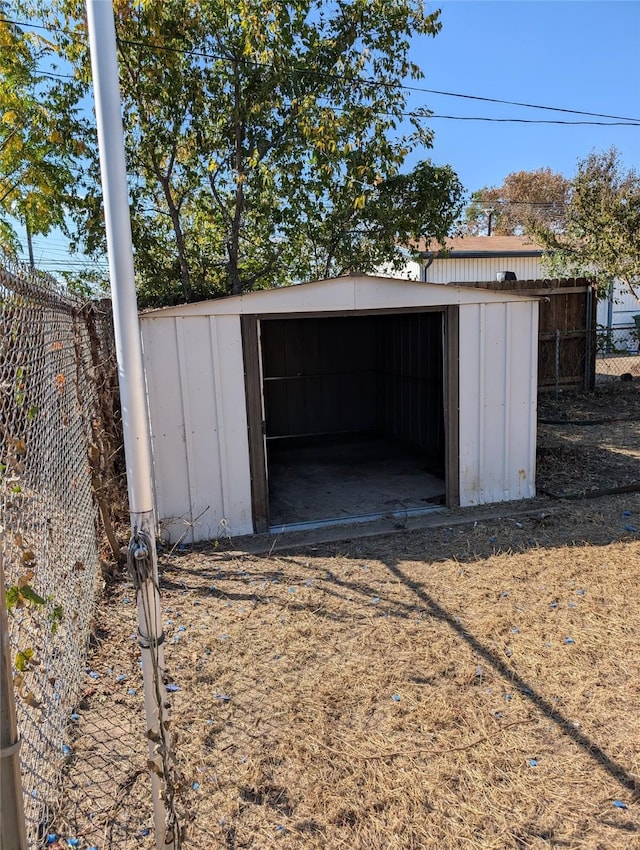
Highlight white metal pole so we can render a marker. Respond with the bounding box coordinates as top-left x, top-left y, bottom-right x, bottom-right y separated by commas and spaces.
0, 554, 29, 850
85, 3, 177, 847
